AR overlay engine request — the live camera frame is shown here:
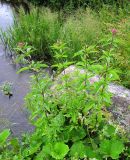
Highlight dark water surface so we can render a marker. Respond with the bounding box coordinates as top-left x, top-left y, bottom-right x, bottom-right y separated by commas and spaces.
0, 2, 33, 136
